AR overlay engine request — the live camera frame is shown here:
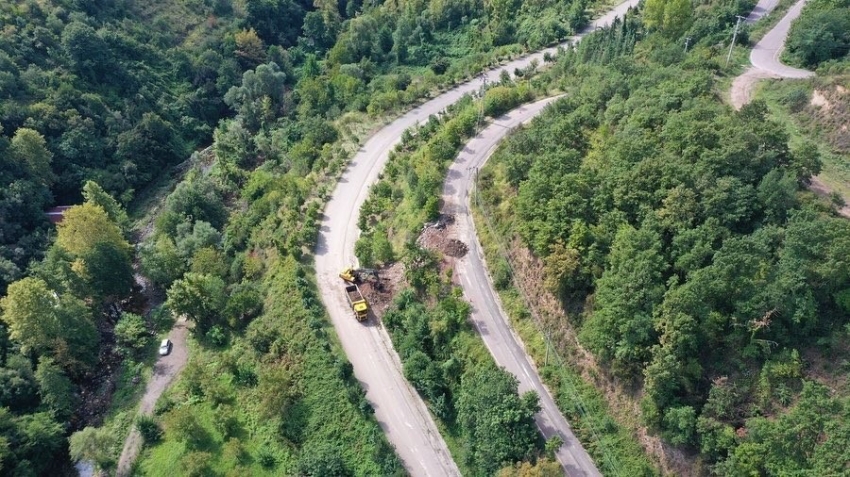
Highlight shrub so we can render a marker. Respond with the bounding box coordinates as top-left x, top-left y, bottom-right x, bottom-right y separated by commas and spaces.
136, 415, 163, 445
